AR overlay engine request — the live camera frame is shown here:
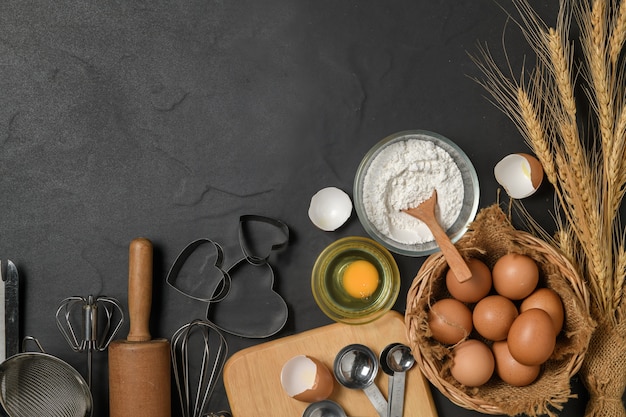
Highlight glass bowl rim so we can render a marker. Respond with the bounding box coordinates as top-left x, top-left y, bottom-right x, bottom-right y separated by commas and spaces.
353, 129, 480, 257
311, 236, 401, 325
